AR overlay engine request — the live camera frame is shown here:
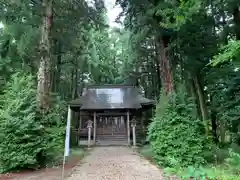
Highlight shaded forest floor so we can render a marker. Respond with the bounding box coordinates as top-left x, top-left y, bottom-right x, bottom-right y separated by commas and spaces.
0, 148, 85, 180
